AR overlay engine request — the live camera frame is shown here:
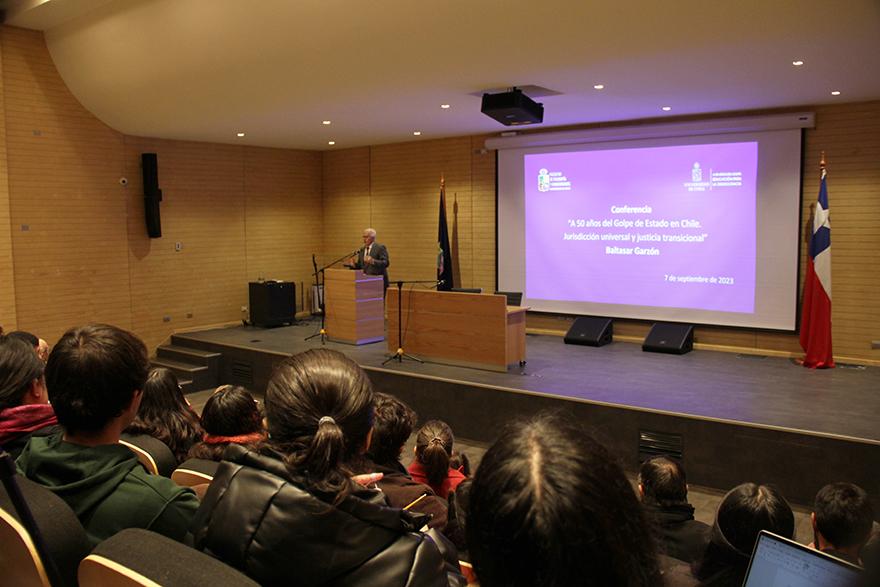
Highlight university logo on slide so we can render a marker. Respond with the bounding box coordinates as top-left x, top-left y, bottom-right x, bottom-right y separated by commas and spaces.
538, 168, 551, 192
535, 168, 571, 192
